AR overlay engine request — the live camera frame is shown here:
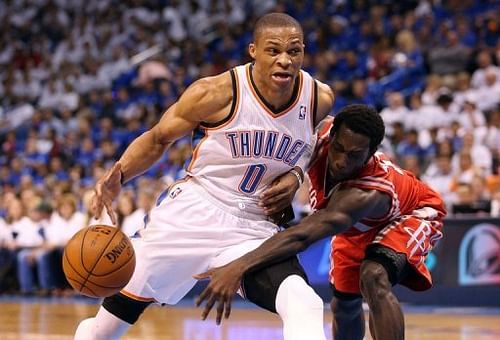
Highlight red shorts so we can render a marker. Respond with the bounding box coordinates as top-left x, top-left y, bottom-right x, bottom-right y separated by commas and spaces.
329, 214, 443, 295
